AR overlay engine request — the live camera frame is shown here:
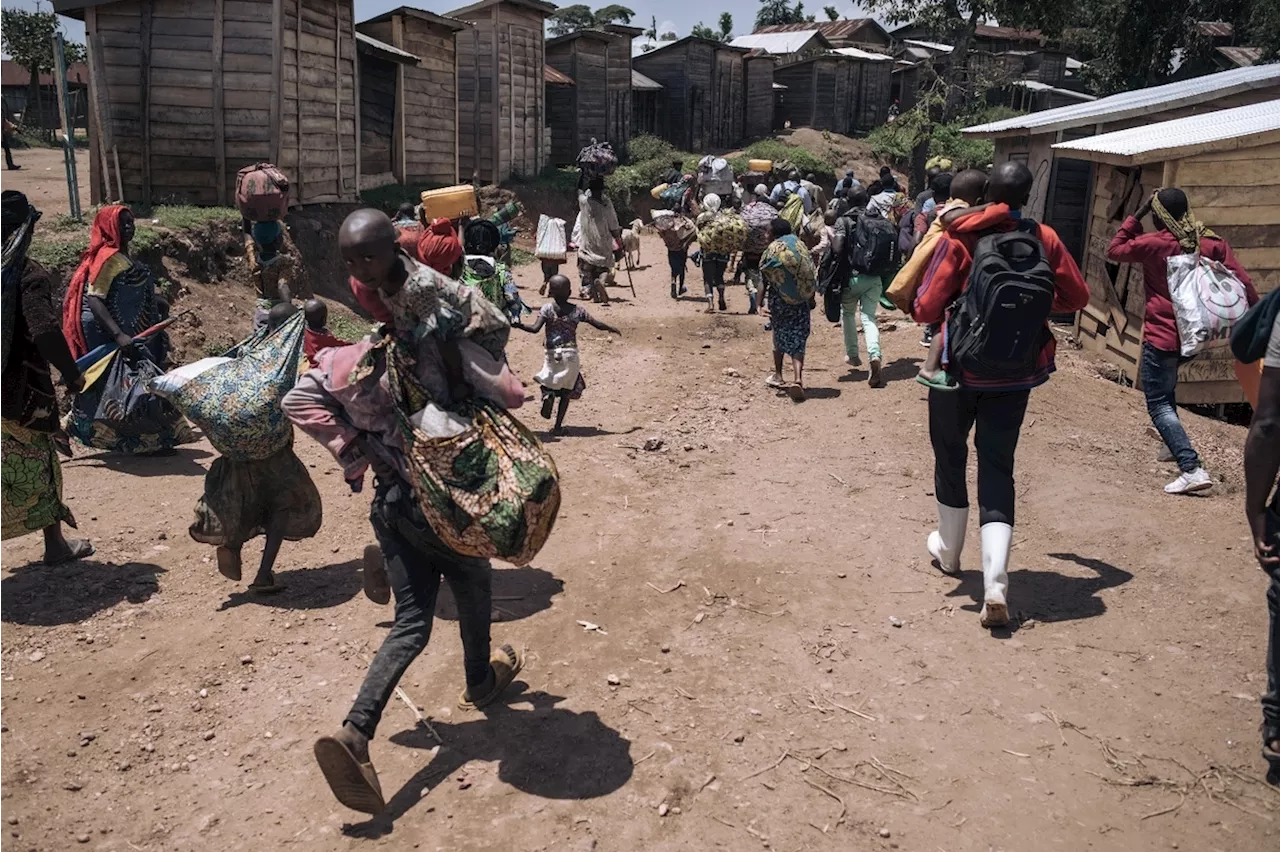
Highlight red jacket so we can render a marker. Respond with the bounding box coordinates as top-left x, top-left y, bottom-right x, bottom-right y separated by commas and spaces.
1106, 216, 1256, 353
304, 327, 352, 368
913, 204, 1090, 390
